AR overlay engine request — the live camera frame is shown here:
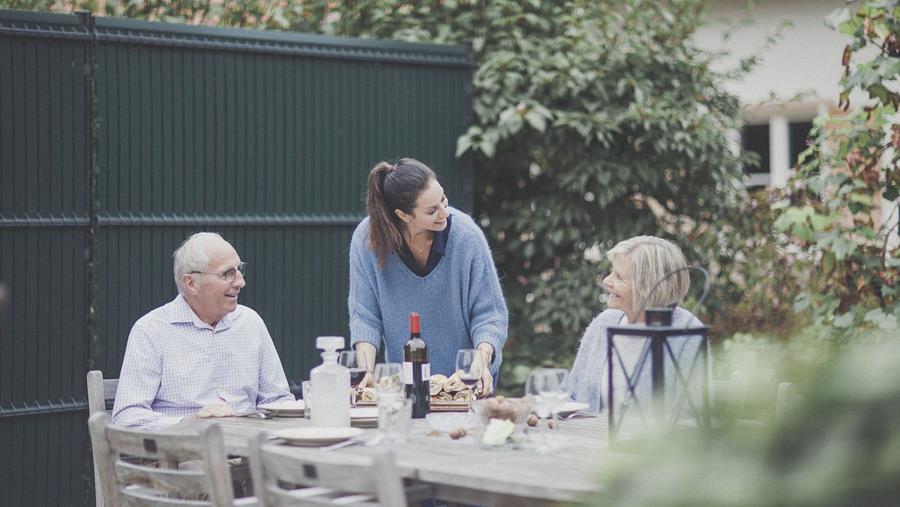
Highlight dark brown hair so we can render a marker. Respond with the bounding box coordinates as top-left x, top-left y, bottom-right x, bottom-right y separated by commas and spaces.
365, 158, 437, 268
